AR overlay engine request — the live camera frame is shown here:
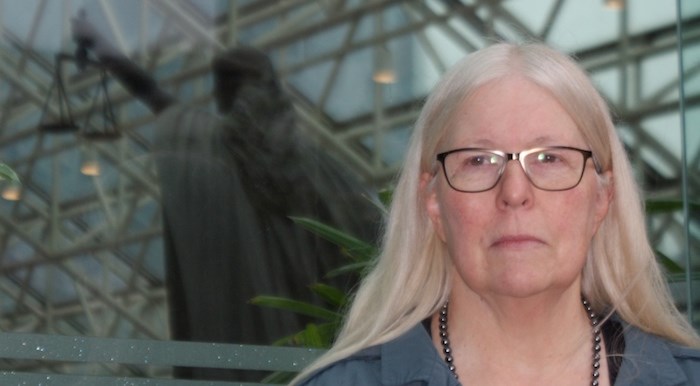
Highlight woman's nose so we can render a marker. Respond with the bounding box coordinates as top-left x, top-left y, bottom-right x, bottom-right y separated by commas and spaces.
496, 160, 534, 208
